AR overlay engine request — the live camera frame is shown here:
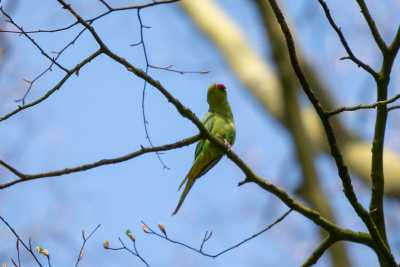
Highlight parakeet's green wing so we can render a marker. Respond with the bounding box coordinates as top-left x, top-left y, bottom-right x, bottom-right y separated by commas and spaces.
178, 113, 221, 190
194, 112, 214, 160
192, 112, 224, 178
